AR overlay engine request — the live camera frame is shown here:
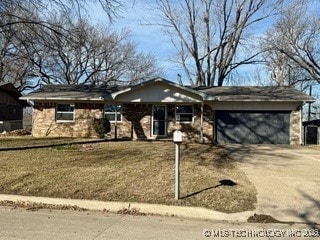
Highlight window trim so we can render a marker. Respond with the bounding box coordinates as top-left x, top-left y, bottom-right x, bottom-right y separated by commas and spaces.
104, 104, 122, 123
56, 103, 75, 122
175, 105, 194, 123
